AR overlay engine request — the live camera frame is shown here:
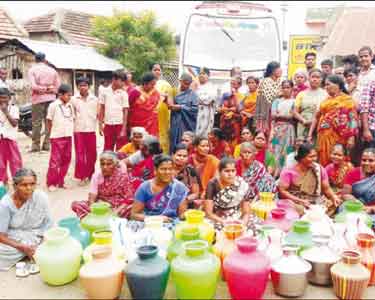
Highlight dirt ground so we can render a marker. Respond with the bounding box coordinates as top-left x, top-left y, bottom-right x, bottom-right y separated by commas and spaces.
1, 133, 375, 299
